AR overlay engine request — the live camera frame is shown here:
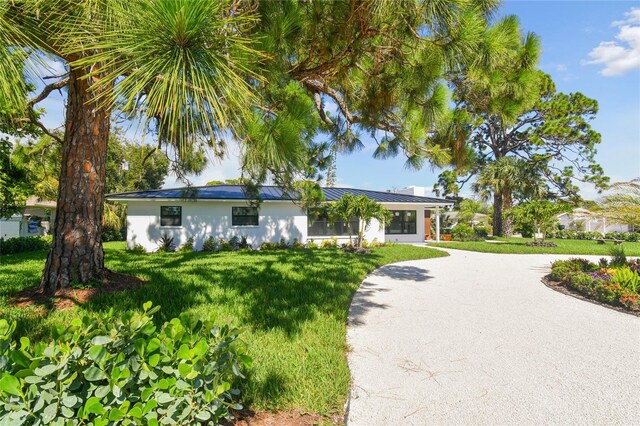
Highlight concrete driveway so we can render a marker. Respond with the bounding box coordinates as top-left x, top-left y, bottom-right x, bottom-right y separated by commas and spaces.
346, 248, 640, 425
